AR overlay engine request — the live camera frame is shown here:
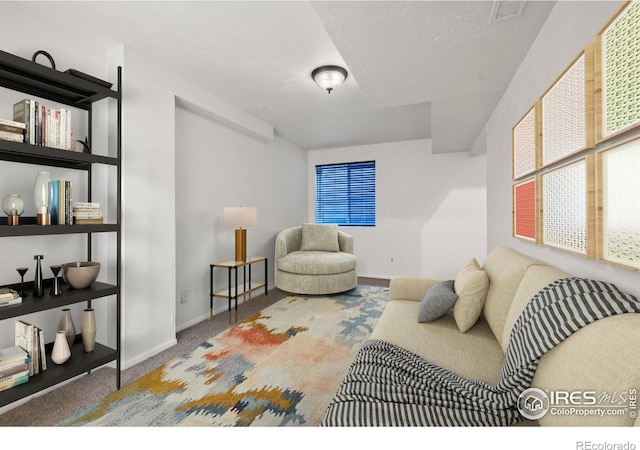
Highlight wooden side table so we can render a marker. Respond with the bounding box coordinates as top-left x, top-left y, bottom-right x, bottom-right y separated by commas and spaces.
210, 257, 268, 323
